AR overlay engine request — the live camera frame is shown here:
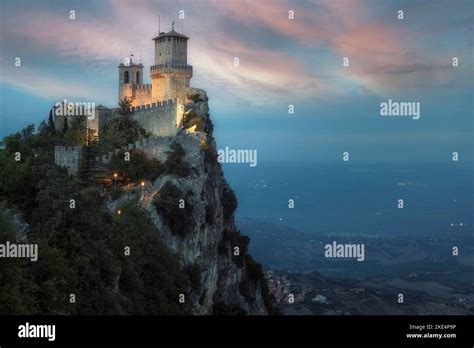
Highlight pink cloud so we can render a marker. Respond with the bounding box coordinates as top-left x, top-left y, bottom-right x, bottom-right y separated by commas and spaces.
0, 0, 468, 104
